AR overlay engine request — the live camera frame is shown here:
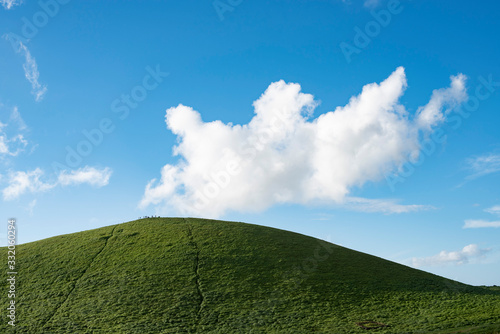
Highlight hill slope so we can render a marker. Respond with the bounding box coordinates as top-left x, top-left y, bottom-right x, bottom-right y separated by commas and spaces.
1, 217, 499, 333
